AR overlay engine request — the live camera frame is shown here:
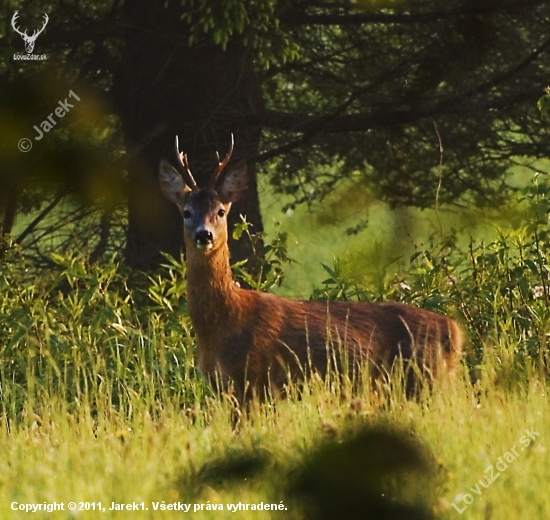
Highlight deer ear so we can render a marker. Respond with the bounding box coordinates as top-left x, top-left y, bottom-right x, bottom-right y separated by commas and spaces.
219, 160, 248, 204
159, 160, 191, 204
